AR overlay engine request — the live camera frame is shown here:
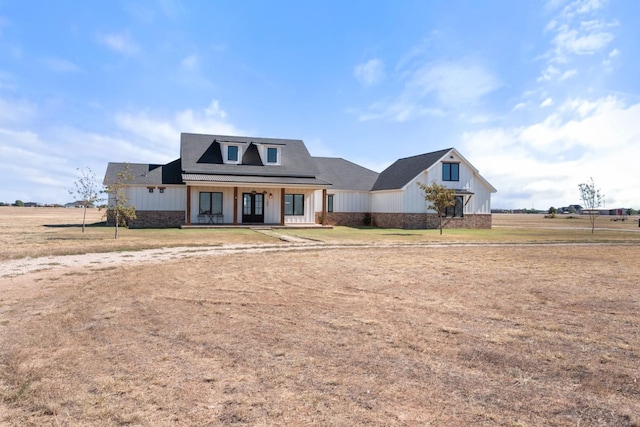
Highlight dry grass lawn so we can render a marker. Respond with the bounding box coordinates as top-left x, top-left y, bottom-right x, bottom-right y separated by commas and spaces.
1, 208, 639, 426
